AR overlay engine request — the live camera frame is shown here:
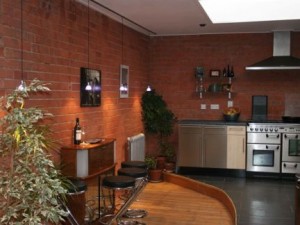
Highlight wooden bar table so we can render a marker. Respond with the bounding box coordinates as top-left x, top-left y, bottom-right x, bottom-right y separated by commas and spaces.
61, 138, 116, 221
